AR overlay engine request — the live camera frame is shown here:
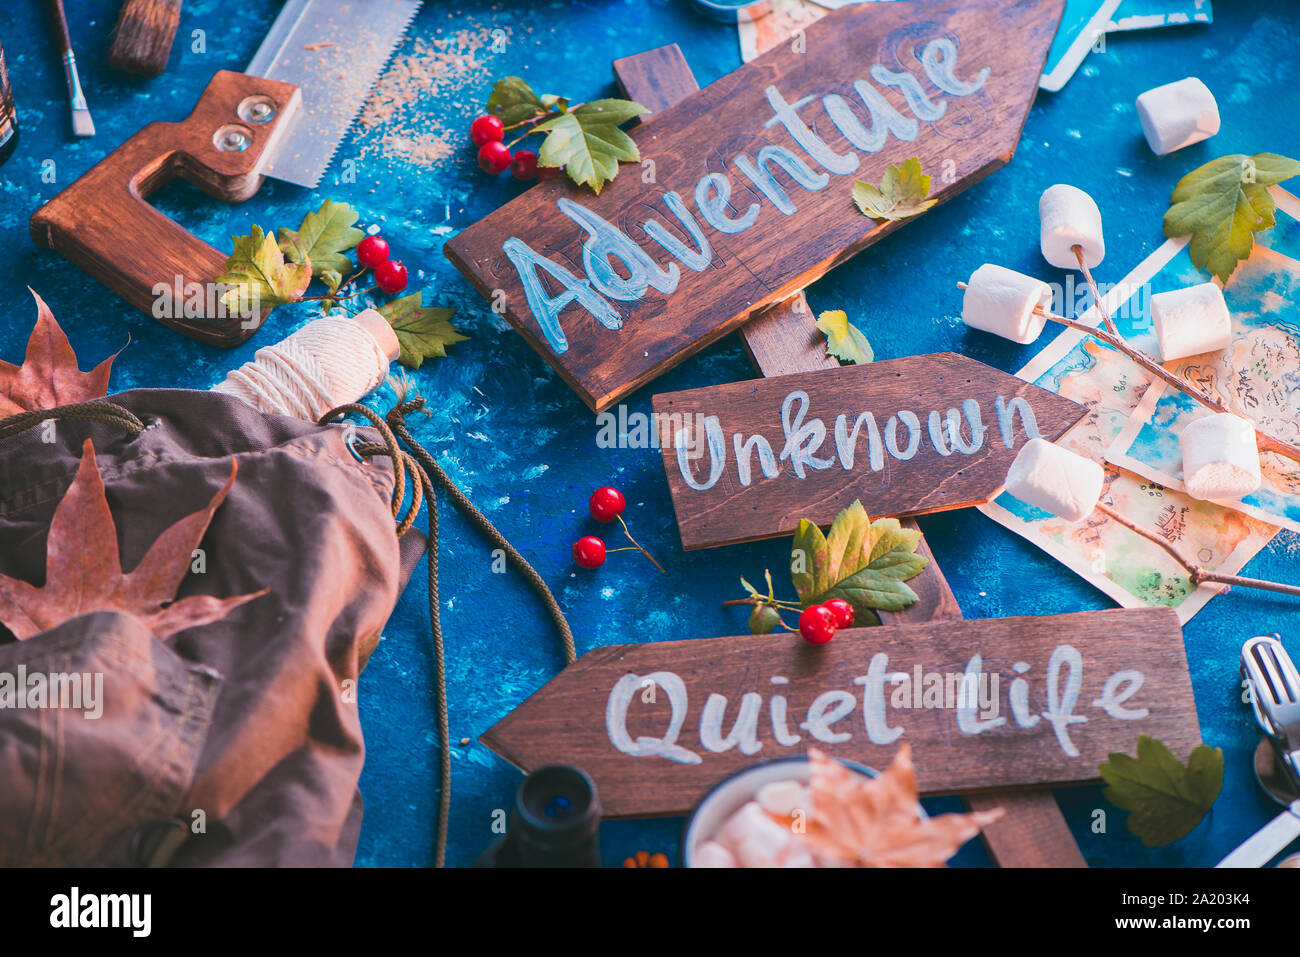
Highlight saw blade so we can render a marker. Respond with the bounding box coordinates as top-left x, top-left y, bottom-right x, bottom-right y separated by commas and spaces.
247, 0, 422, 189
